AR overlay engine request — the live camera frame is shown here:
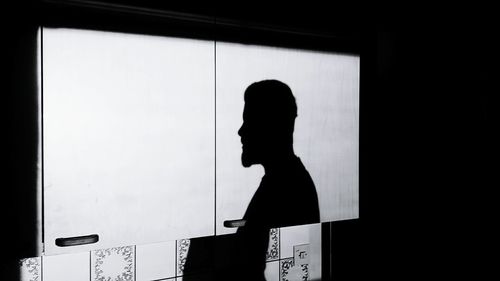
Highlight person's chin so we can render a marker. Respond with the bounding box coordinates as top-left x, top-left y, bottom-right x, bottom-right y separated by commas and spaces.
241, 156, 252, 167
241, 152, 255, 168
